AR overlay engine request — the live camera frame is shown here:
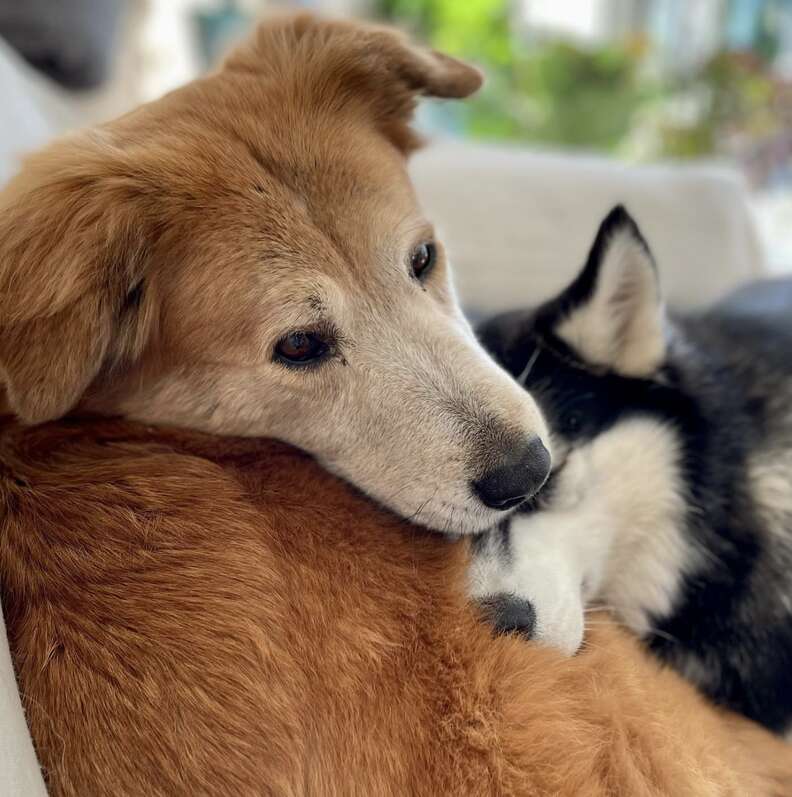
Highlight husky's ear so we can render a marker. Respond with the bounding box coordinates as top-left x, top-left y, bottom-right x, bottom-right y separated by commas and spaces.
0, 133, 158, 424
224, 12, 483, 153
549, 206, 665, 377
